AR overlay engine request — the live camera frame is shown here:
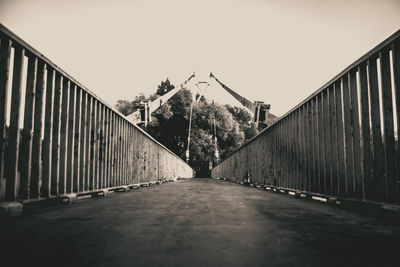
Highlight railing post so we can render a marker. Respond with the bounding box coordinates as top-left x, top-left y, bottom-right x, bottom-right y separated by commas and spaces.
312, 97, 319, 193
349, 69, 362, 198
78, 92, 87, 192
358, 62, 372, 201
342, 74, 355, 195
30, 60, 45, 199
87, 97, 94, 191
392, 40, 400, 202
66, 83, 76, 194
307, 100, 314, 193
323, 89, 332, 195
380, 47, 396, 202
317, 93, 324, 193
19, 54, 37, 199
368, 56, 386, 201
73, 88, 81, 193
50, 73, 62, 196
5, 46, 24, 201
41, 67, 54, 198
328, 86, 339, 195
0, 35, 11, 200
59, 77, 69, 195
